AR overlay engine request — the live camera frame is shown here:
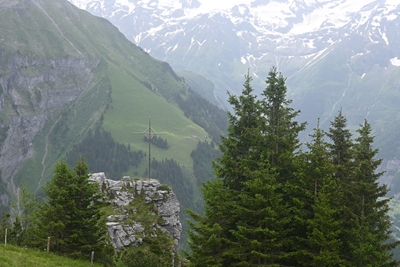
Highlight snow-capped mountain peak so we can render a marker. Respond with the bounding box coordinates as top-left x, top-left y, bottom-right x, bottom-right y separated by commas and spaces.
68, 0, 400, 125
